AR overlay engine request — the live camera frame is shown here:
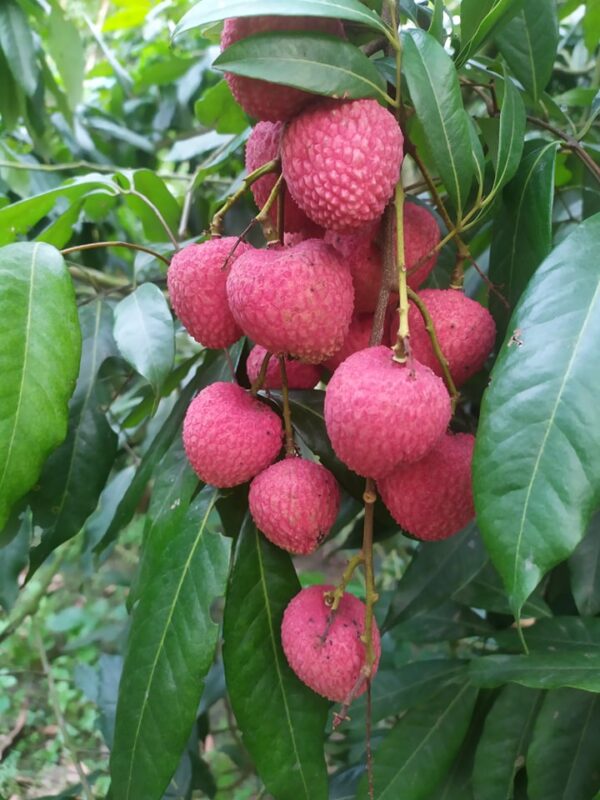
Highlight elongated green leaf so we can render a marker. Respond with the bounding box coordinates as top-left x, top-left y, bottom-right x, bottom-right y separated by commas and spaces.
0, 0, 40, 97
569, 512, 600, 616
584, 0, 600, 53
356, 684, 479, 799
113, 284, 175, 397
47, 5, 85, 110
391, 601, 492, 643
223, 520, 329, 800
402, 28, 473, 216
174, 0, 390, 40
110, 487, 230, 800
383, 524, 487, 631
489, 140, 557, 342
0, 48, 20, 131
494, 616, 600, 653
473, 685, 543, 800
215, 32, 388, 103
28, 301, 119, 574
95, 345, 242, 553
489, 75, 526, 195
0, 243, 81, 531
528, 689, 600, 800
457, 0, 524, 66
474, 214, 600, 615
453, 561, 552, 618
496, 0, 559, 102
469, 652, 600, 692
